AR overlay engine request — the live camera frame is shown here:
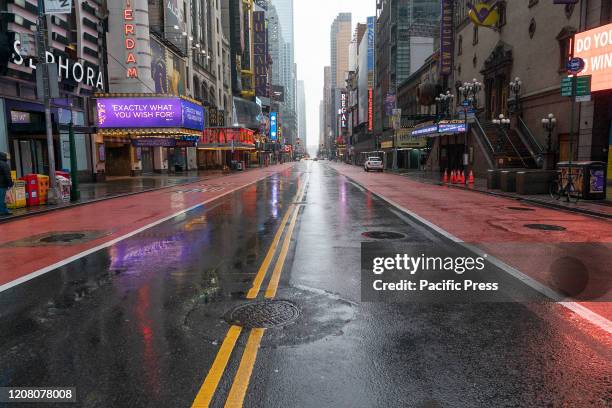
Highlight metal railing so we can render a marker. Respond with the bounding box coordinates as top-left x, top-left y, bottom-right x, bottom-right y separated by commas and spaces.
471, 116, 496, 169
473, 116, 495, 153
500, 128, 528, 168
517, 116, 544, 164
